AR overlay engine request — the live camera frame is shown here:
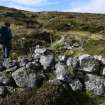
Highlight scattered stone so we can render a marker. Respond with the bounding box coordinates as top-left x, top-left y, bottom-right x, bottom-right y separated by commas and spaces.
64, 38, 81, 49
18, 56, 29, 67
25, 62, 32, 69
48, 79, 63, 86
33, 46, 47, 59
79, 54, 90, 64
0, 45, 105, 97
66, 57, 79, 70
64, 41, 73, 50
73, 42, 81, 47
40, 55, 54, 70
0, 72, 11, 85
58, 55, 67, 63
6, 66, 18, 72
79, 55, 100, 73
102, 68, 105, 75
12, 67, 36, 88
101, 58, 105, 65
94, 55, 102, 61
55, 62, 68, 80
69, 79, 83, 91
35, 45, 47, 54
85, 74, 105, 96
